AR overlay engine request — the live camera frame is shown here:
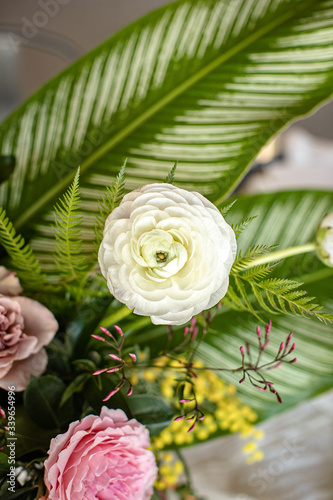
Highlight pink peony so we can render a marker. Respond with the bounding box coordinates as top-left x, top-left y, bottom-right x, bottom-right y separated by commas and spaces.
0, 294, 58, 391
43, 407, 158, 500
